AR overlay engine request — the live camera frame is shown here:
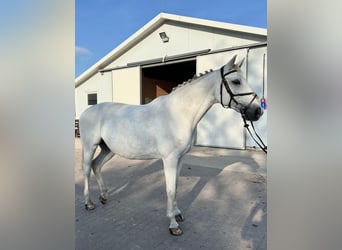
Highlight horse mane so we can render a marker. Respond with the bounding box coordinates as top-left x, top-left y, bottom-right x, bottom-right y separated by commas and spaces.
171, 69, 214, 93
